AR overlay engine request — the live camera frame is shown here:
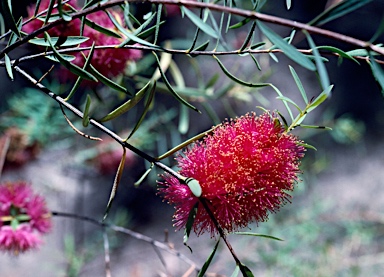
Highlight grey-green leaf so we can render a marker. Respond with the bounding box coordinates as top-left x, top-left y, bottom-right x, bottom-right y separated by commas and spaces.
29, 36, 89, 47
257, 21, 316, 71
234, 232, 284, 241
186, 178, 202, 197
181, 6, 218, 39
369, 53, 384, 96
4, 53, 13, 80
